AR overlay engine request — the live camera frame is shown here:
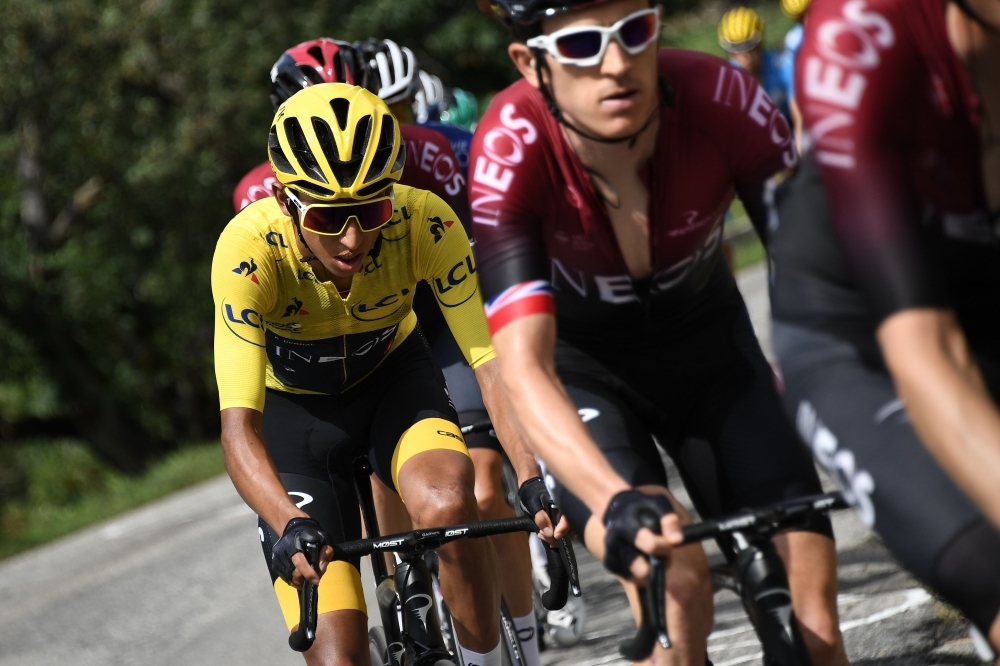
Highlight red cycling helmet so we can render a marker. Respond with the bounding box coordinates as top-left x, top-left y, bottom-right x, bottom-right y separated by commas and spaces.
269, 38, 371, 110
